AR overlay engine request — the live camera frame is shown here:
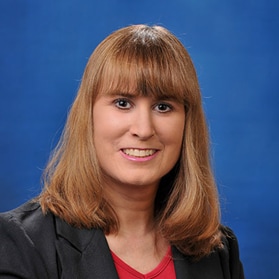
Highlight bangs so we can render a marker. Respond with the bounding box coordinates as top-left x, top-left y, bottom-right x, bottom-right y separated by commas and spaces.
97, 39, 191, 105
